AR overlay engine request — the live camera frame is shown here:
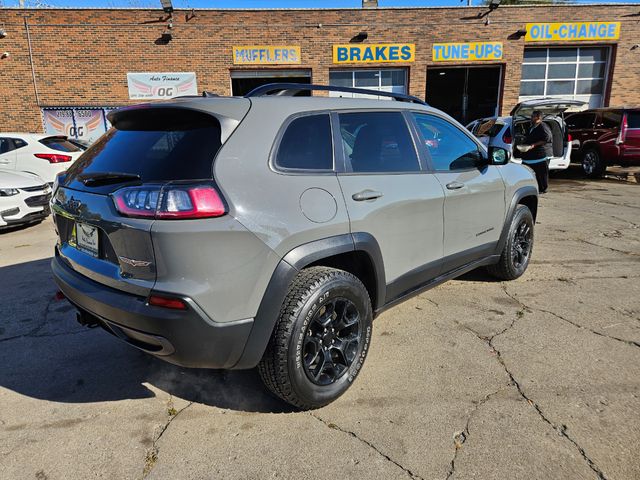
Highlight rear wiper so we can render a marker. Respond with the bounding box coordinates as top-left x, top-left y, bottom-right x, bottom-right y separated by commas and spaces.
78, 172, 141, 187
